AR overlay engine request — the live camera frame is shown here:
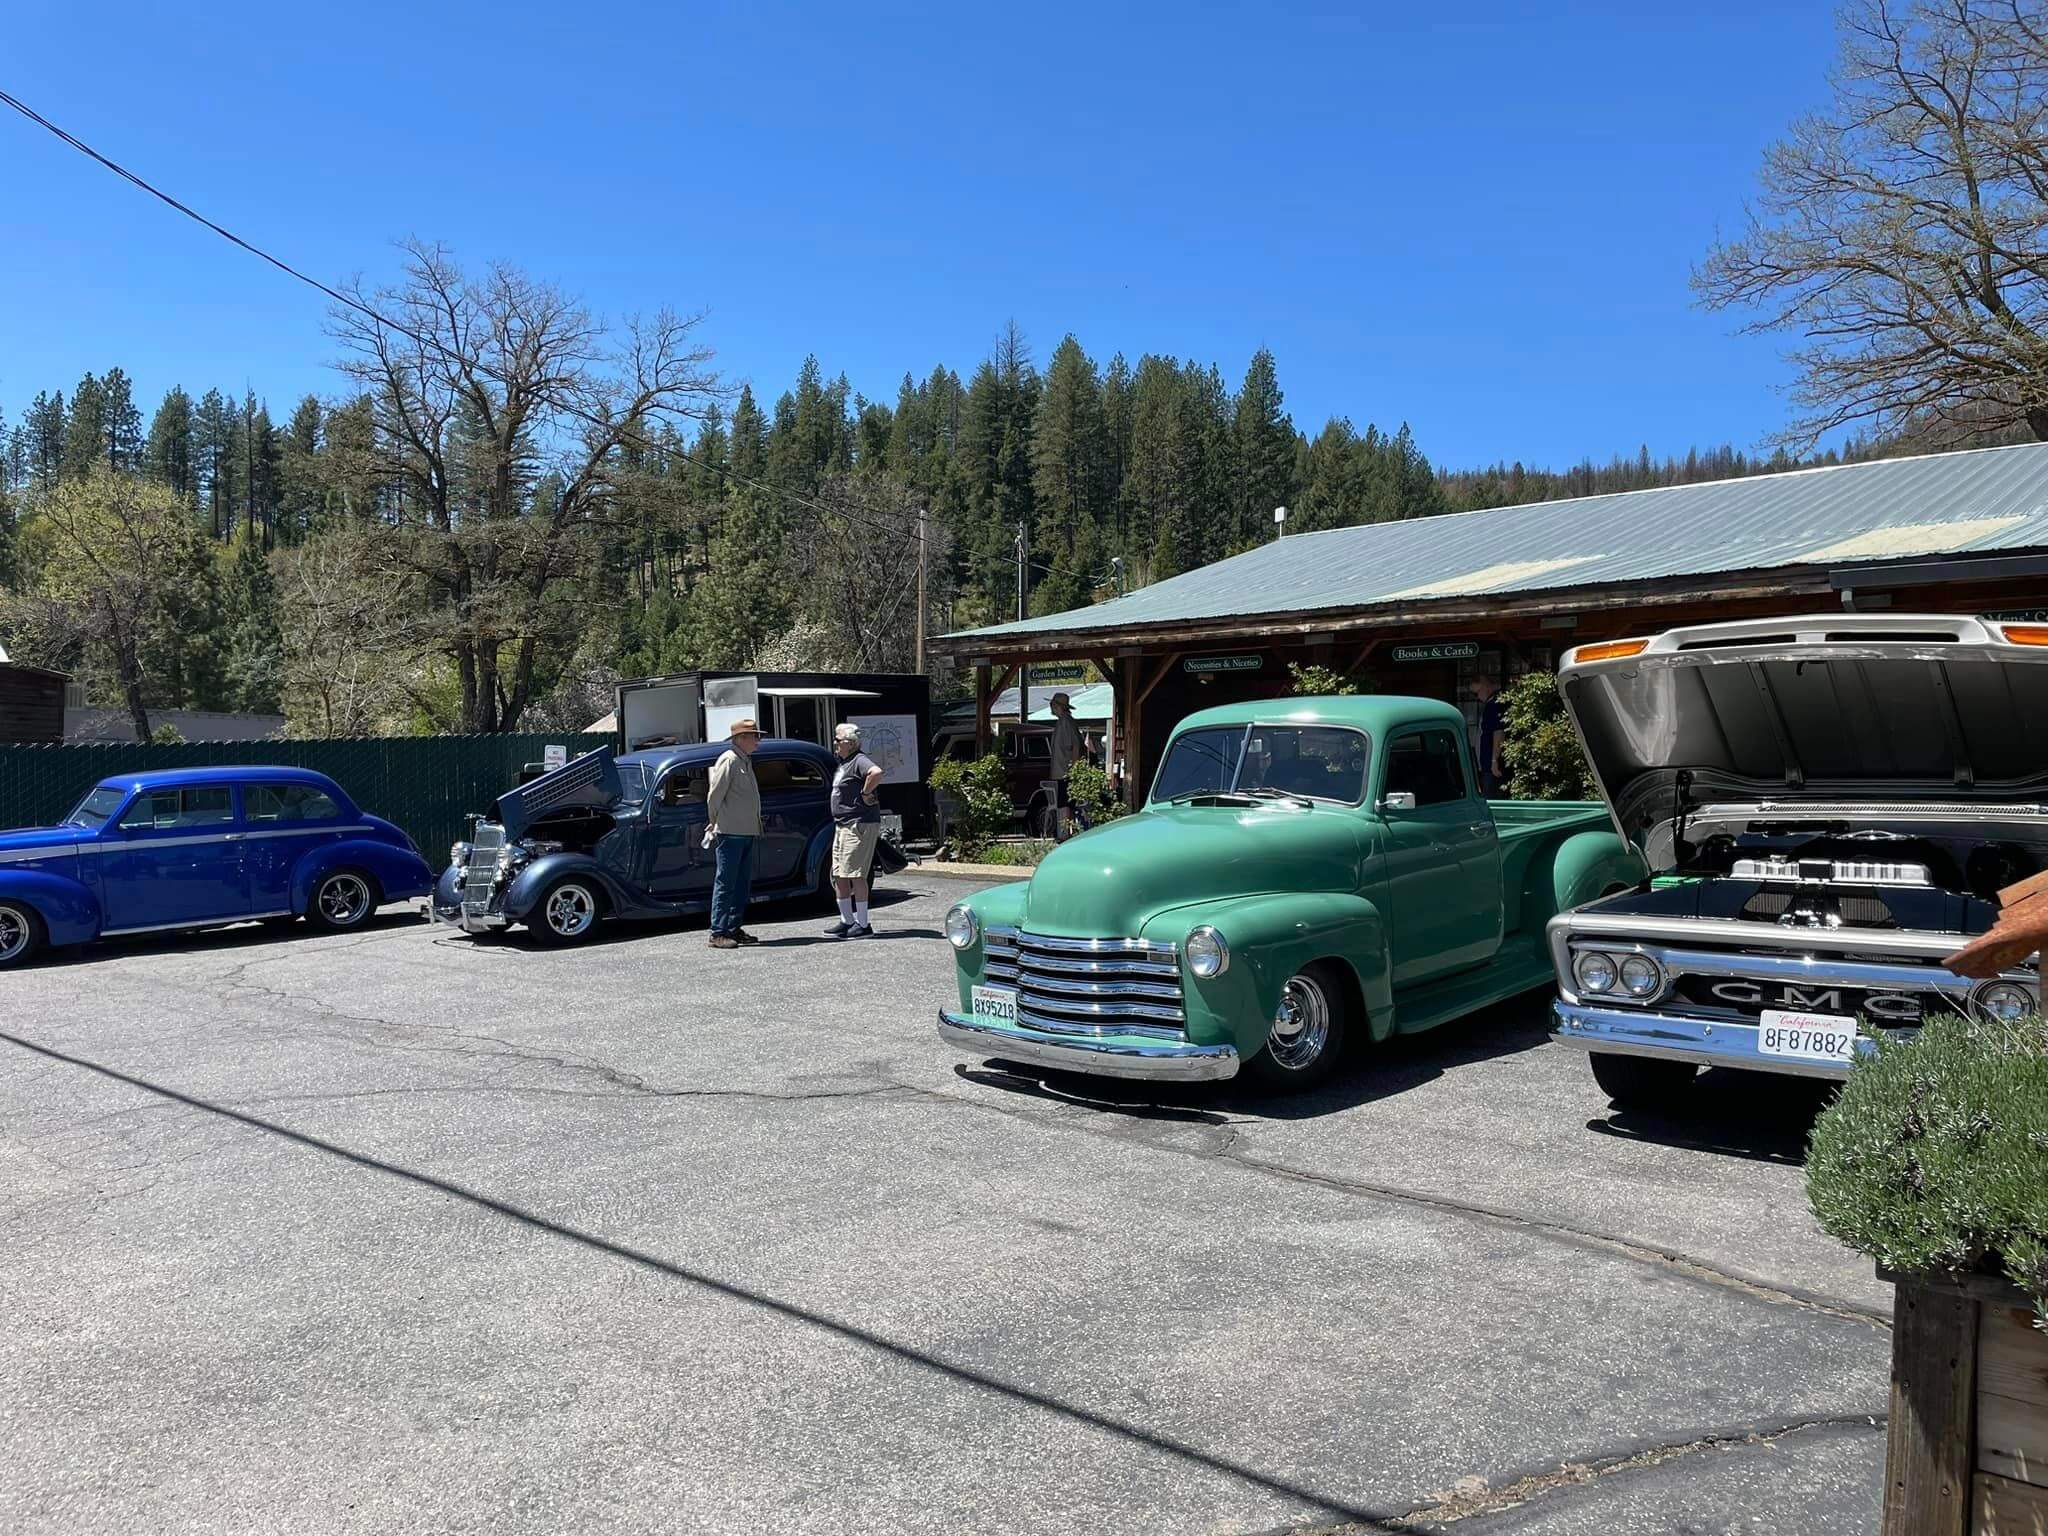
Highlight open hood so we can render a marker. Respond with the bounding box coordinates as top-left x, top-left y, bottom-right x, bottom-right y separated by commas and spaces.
493, 748, 623, 839
1558, 614, 2048, 865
